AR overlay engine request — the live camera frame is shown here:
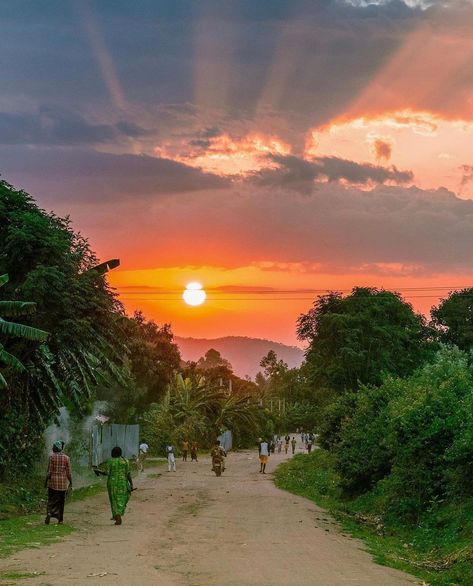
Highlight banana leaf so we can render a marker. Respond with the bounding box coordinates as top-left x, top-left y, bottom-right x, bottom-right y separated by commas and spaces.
0, 345, 26, 372
0, 318, 49, 341
0, 301, 37, 318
